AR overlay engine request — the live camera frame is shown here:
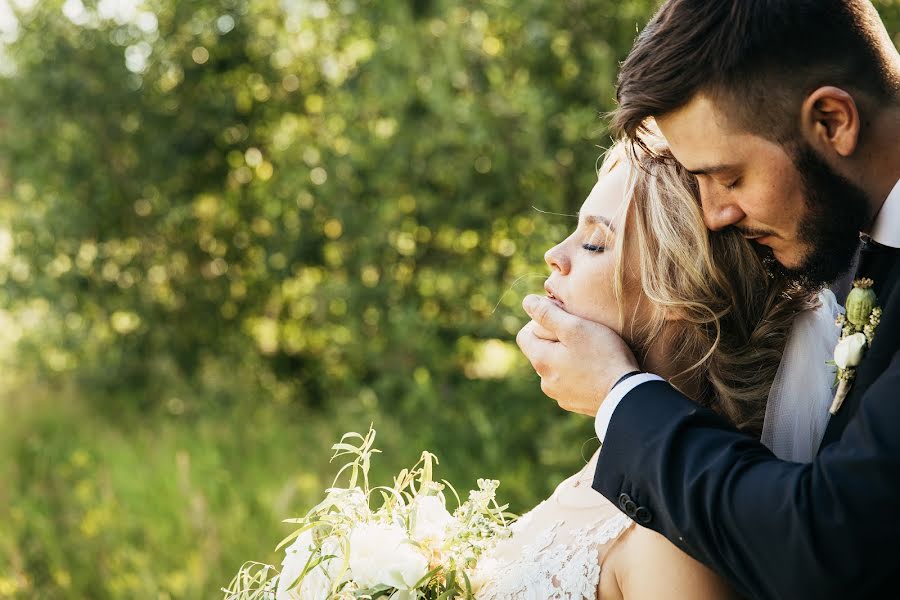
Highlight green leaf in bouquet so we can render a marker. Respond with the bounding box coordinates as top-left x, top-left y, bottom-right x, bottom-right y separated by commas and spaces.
275, 521, 316, 552
412, 564, 445, 590
443, 568, 457, 589
394, 468, 410, 491
335, 431, 367, 444
333, 442, 366, 453
330, 426, 381, 492
371, 483, 407, 511
441, 479, 462, 508
461, 570, 475, 599
330, 537, 353, 596
353, 583, 394, 598
221, 561, 277, 600
301, 550, 343, 586
421, 451, 437, 487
